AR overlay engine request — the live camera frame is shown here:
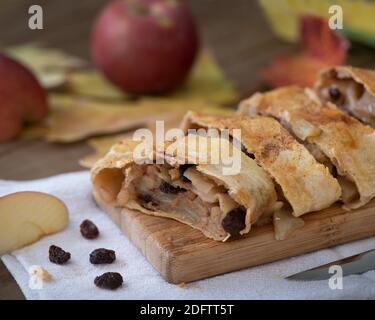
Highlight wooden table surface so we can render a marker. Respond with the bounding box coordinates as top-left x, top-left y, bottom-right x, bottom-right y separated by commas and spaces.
1, 0, 374, 300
